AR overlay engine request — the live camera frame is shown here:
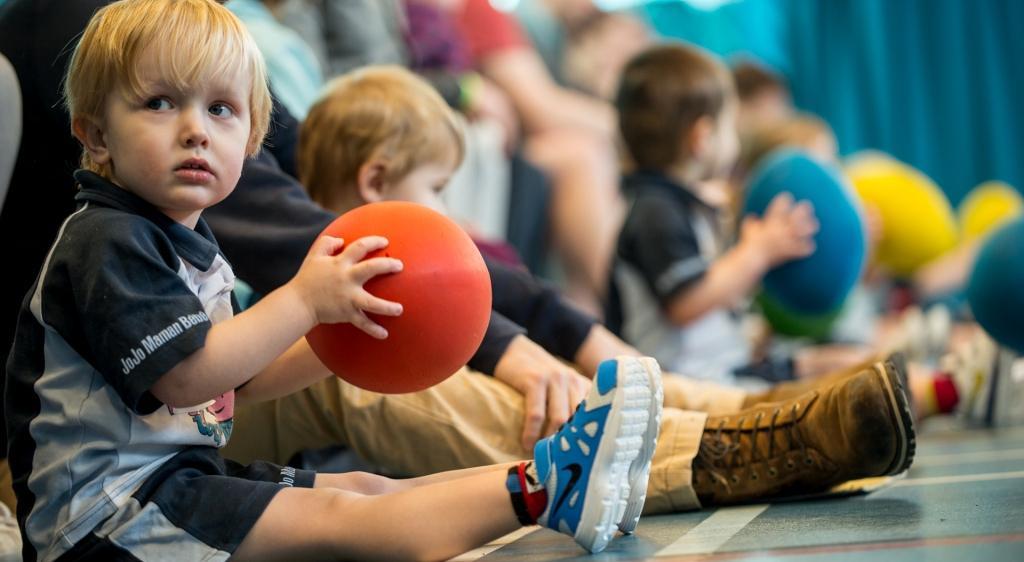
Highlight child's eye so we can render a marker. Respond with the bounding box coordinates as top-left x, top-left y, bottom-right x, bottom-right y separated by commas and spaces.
145, 98, 172, 111
209, 103, 234, 118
